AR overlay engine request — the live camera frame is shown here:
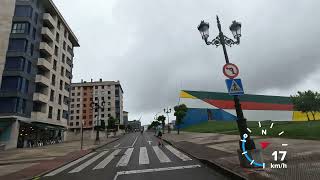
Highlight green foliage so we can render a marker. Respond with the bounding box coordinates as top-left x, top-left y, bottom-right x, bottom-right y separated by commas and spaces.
148, 121, 160, 130
291, 90, 320, 120
107, 116, 117, 129
174, 104, 188, 134
157, 115, 166, 132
